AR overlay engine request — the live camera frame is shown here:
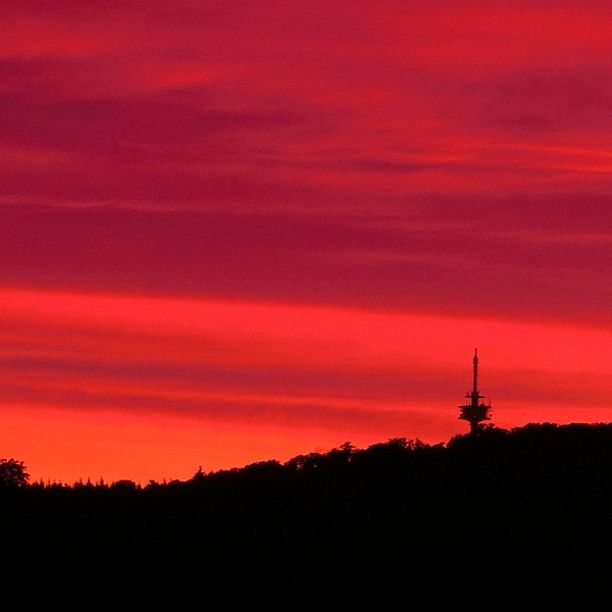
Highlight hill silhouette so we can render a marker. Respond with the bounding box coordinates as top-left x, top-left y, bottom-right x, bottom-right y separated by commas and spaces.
1, 423, 611, 601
